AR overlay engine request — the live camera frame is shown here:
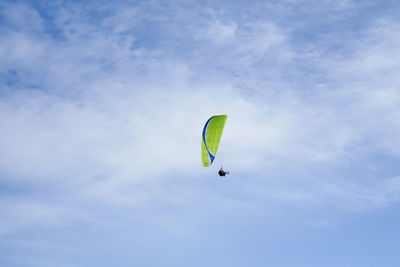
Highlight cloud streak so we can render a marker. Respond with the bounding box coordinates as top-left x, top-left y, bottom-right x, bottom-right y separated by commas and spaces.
1, 1, 400, 265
